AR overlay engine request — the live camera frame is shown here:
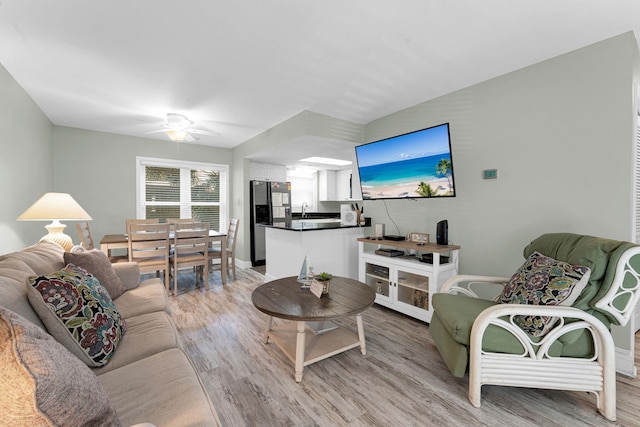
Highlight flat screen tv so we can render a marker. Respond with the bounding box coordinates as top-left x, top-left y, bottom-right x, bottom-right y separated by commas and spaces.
355, 122, 456, 200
